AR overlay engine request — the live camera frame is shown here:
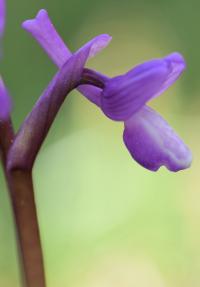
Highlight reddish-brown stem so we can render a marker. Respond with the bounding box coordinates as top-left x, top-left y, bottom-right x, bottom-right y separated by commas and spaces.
7, 170, 46, 287
0, 118, 14, 168
0, 119, 46, 287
